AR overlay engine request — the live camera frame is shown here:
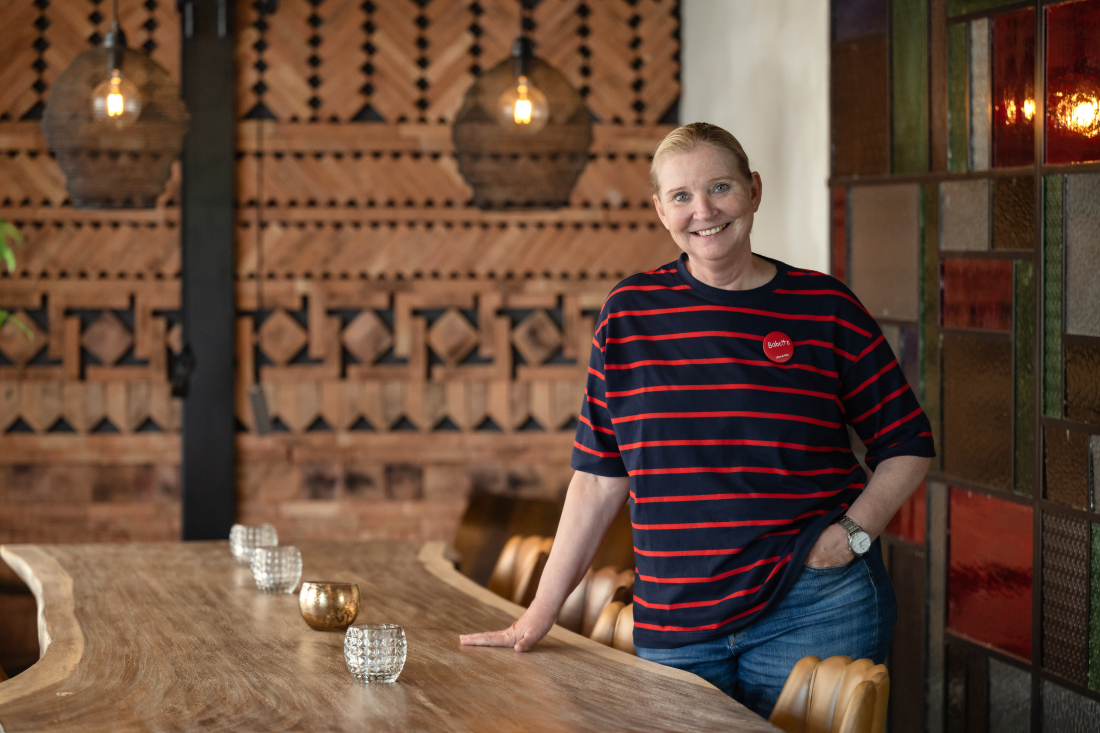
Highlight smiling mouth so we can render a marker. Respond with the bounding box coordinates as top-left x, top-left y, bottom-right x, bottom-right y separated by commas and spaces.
692, 223, 729, 237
